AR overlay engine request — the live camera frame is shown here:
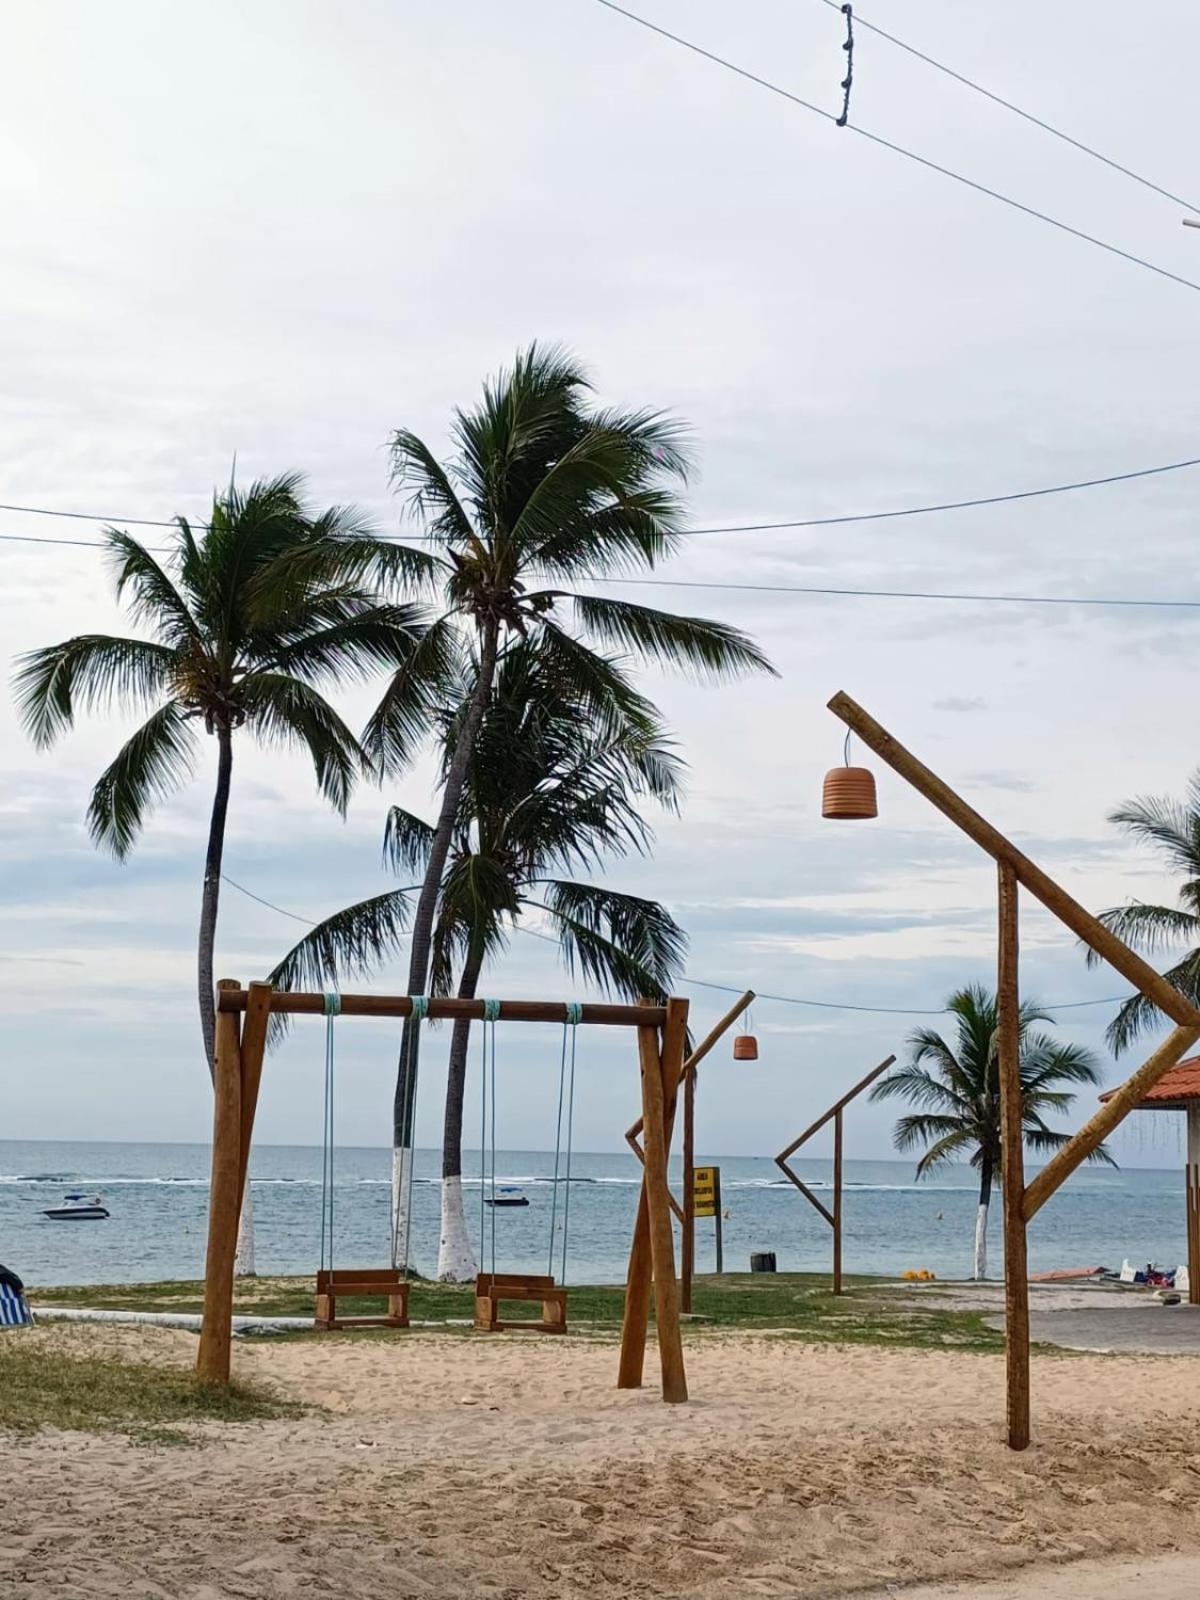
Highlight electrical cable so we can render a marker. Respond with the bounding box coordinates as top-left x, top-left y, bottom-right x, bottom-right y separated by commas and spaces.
585, 0, 1200, 297
815, 0, 1200, 216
